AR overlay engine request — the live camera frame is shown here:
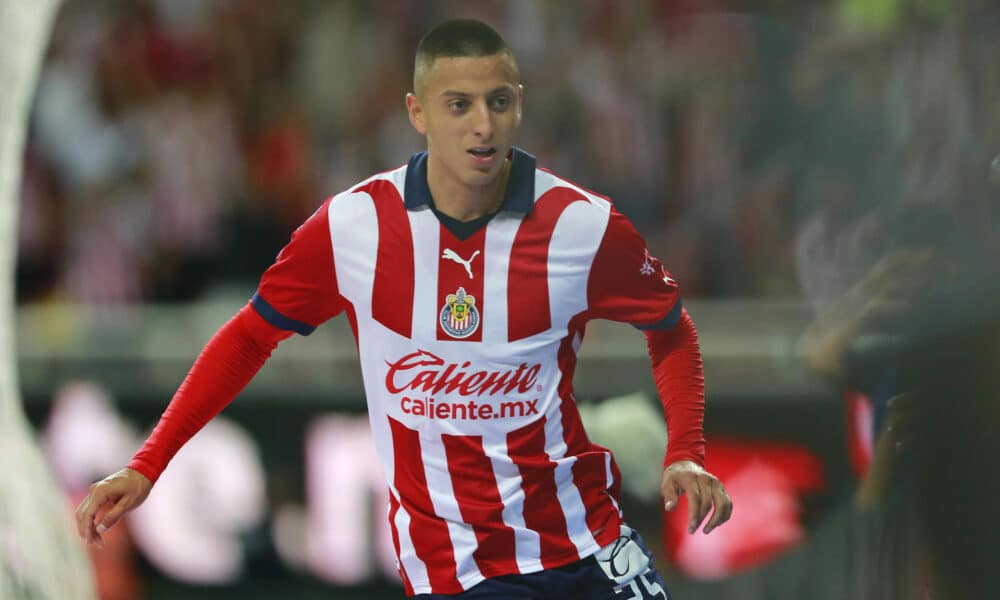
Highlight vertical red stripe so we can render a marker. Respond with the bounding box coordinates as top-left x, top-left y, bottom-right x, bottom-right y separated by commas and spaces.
441, 434, 518, 577
506, 417, 578, 568
437, 226, 486, 342
558, 314, 622, 546
387, 493, 414, 596
357, 181, 415, 337
555, 315, 590, 455
507, 189, 588, 341
388, 416, 462, 593
570, 449, 622, 549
